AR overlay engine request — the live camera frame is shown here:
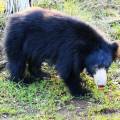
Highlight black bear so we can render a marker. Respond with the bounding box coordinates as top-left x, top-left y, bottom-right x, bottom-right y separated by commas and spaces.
4, 8, 120, 96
